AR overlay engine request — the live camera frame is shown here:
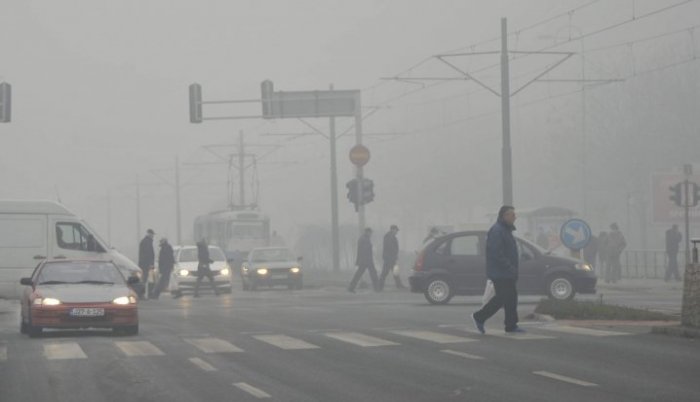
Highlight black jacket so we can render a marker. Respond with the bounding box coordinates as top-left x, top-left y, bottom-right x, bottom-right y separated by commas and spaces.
197, 242, 213, 271
356, 233, 374, 268
382, 232, 399, 263
486, 220, 519, 280
158, 243, 175, 273
138, 236, 154, 269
